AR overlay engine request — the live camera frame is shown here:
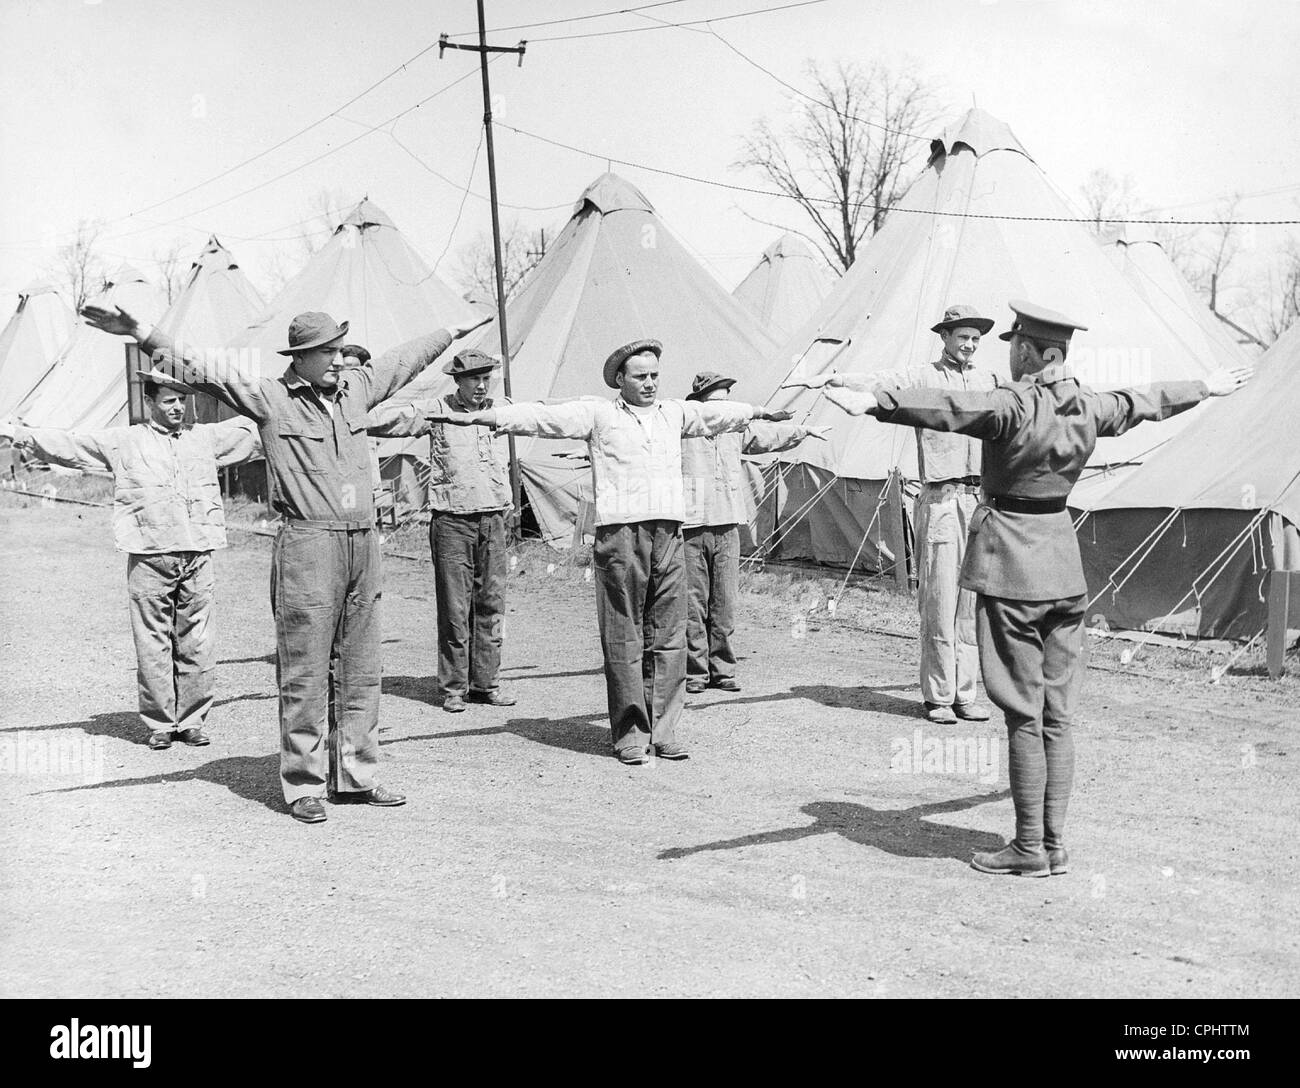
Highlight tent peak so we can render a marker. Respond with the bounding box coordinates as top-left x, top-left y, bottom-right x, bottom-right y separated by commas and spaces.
105, 263, 149, 287
576, 173, 656, 217
340, 198, 396, 232
762, 233, 820, 261
930, 107, 1031, 162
